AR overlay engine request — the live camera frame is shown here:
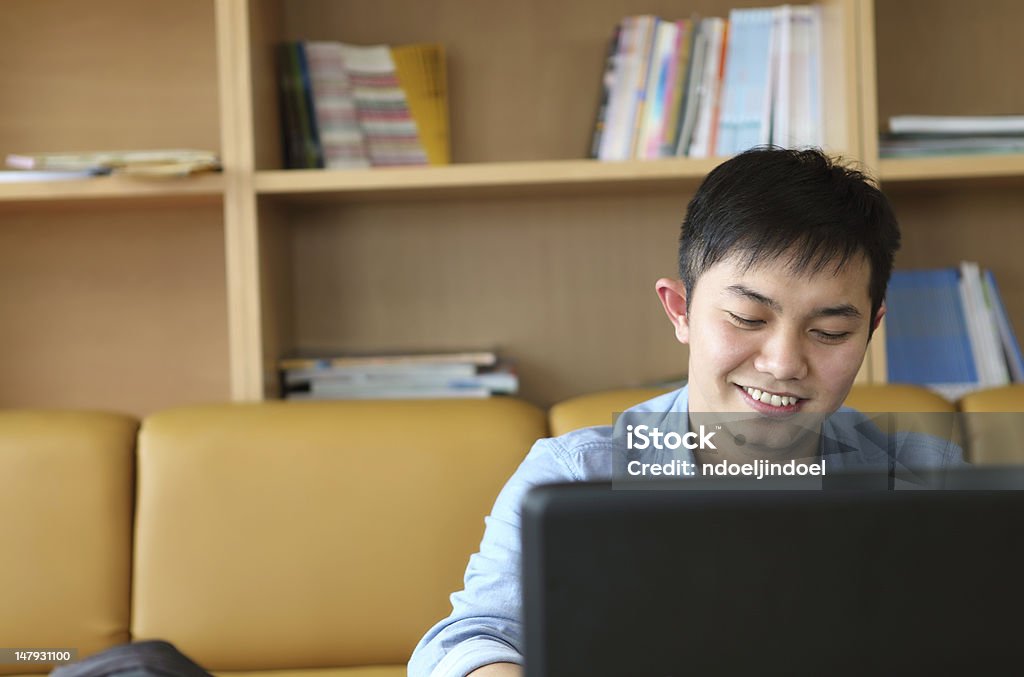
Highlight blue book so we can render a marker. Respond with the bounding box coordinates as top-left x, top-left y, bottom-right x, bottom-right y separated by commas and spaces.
294, 42, 325, 169
886, 268, 978, 399
715, 8, 774, 155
